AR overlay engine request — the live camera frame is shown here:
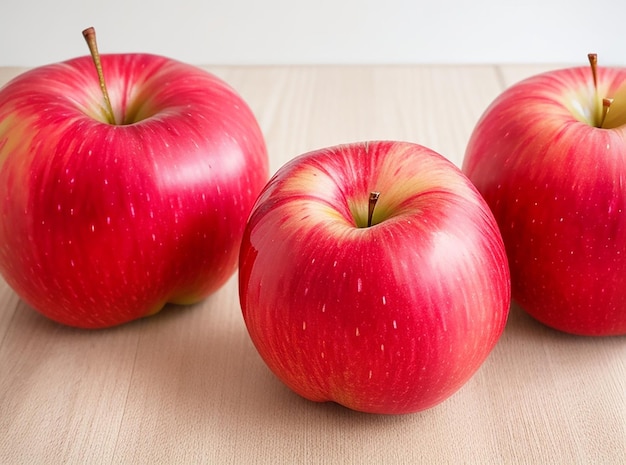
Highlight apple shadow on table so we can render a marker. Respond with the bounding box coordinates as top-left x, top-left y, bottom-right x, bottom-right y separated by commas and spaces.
501, 300, 626, 342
